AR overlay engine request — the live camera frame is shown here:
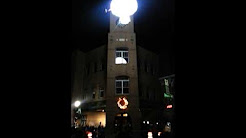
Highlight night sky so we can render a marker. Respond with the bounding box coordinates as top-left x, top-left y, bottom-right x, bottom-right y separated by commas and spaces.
72, 0, 175, 76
